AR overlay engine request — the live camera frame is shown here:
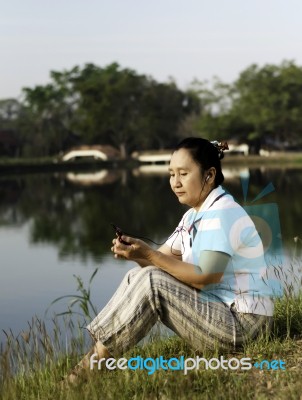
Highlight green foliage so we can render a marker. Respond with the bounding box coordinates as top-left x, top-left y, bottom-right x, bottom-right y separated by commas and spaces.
231, 61, 302, 147
0, 63, 200, 158
181, 77, 236, 141
187, 61, 302, 151
46, 269, 99, 320
2, 59, 302, 157
273, 292, 302, 338
0, 99, 22, 127
69, 63, 199, 156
